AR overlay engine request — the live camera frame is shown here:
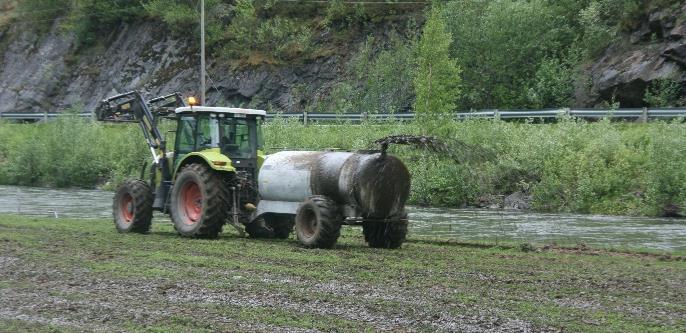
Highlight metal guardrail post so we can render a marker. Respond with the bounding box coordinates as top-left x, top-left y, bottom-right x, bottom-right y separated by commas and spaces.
43, 112, 48, 122
494, 109, 500, 120
640, 107, 648, 123
303, 111, 308, 126
0, 112, 3, 120
564, 108, 571, 117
